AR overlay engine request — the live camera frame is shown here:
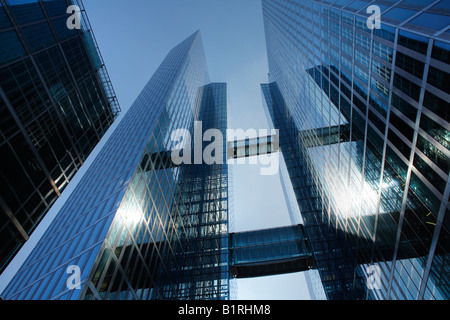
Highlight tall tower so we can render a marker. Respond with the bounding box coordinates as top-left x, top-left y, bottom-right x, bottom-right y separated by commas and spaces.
0, 0, 120, 273
262, 0, 449, 300
2, 31, 231, 300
